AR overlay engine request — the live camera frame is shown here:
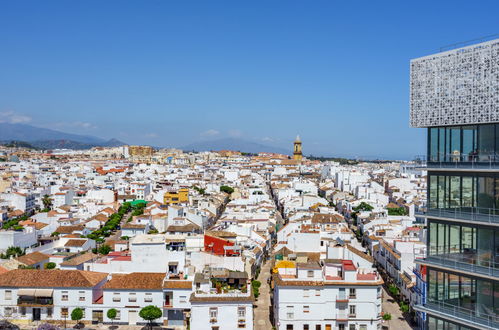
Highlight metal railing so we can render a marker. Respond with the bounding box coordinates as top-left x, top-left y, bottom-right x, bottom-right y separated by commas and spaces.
414, 154, 499, 170
423, 301, 499, 329
420, 207, 499, 224
423, 255, 499, 278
